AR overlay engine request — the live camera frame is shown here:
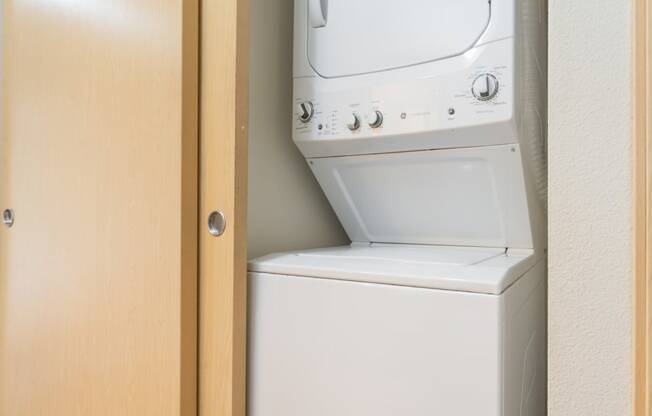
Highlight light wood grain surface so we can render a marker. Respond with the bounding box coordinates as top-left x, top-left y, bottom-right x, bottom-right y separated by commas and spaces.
198, 0, 249, 415
634, 0, 651, 414
0, 1, 198, 414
